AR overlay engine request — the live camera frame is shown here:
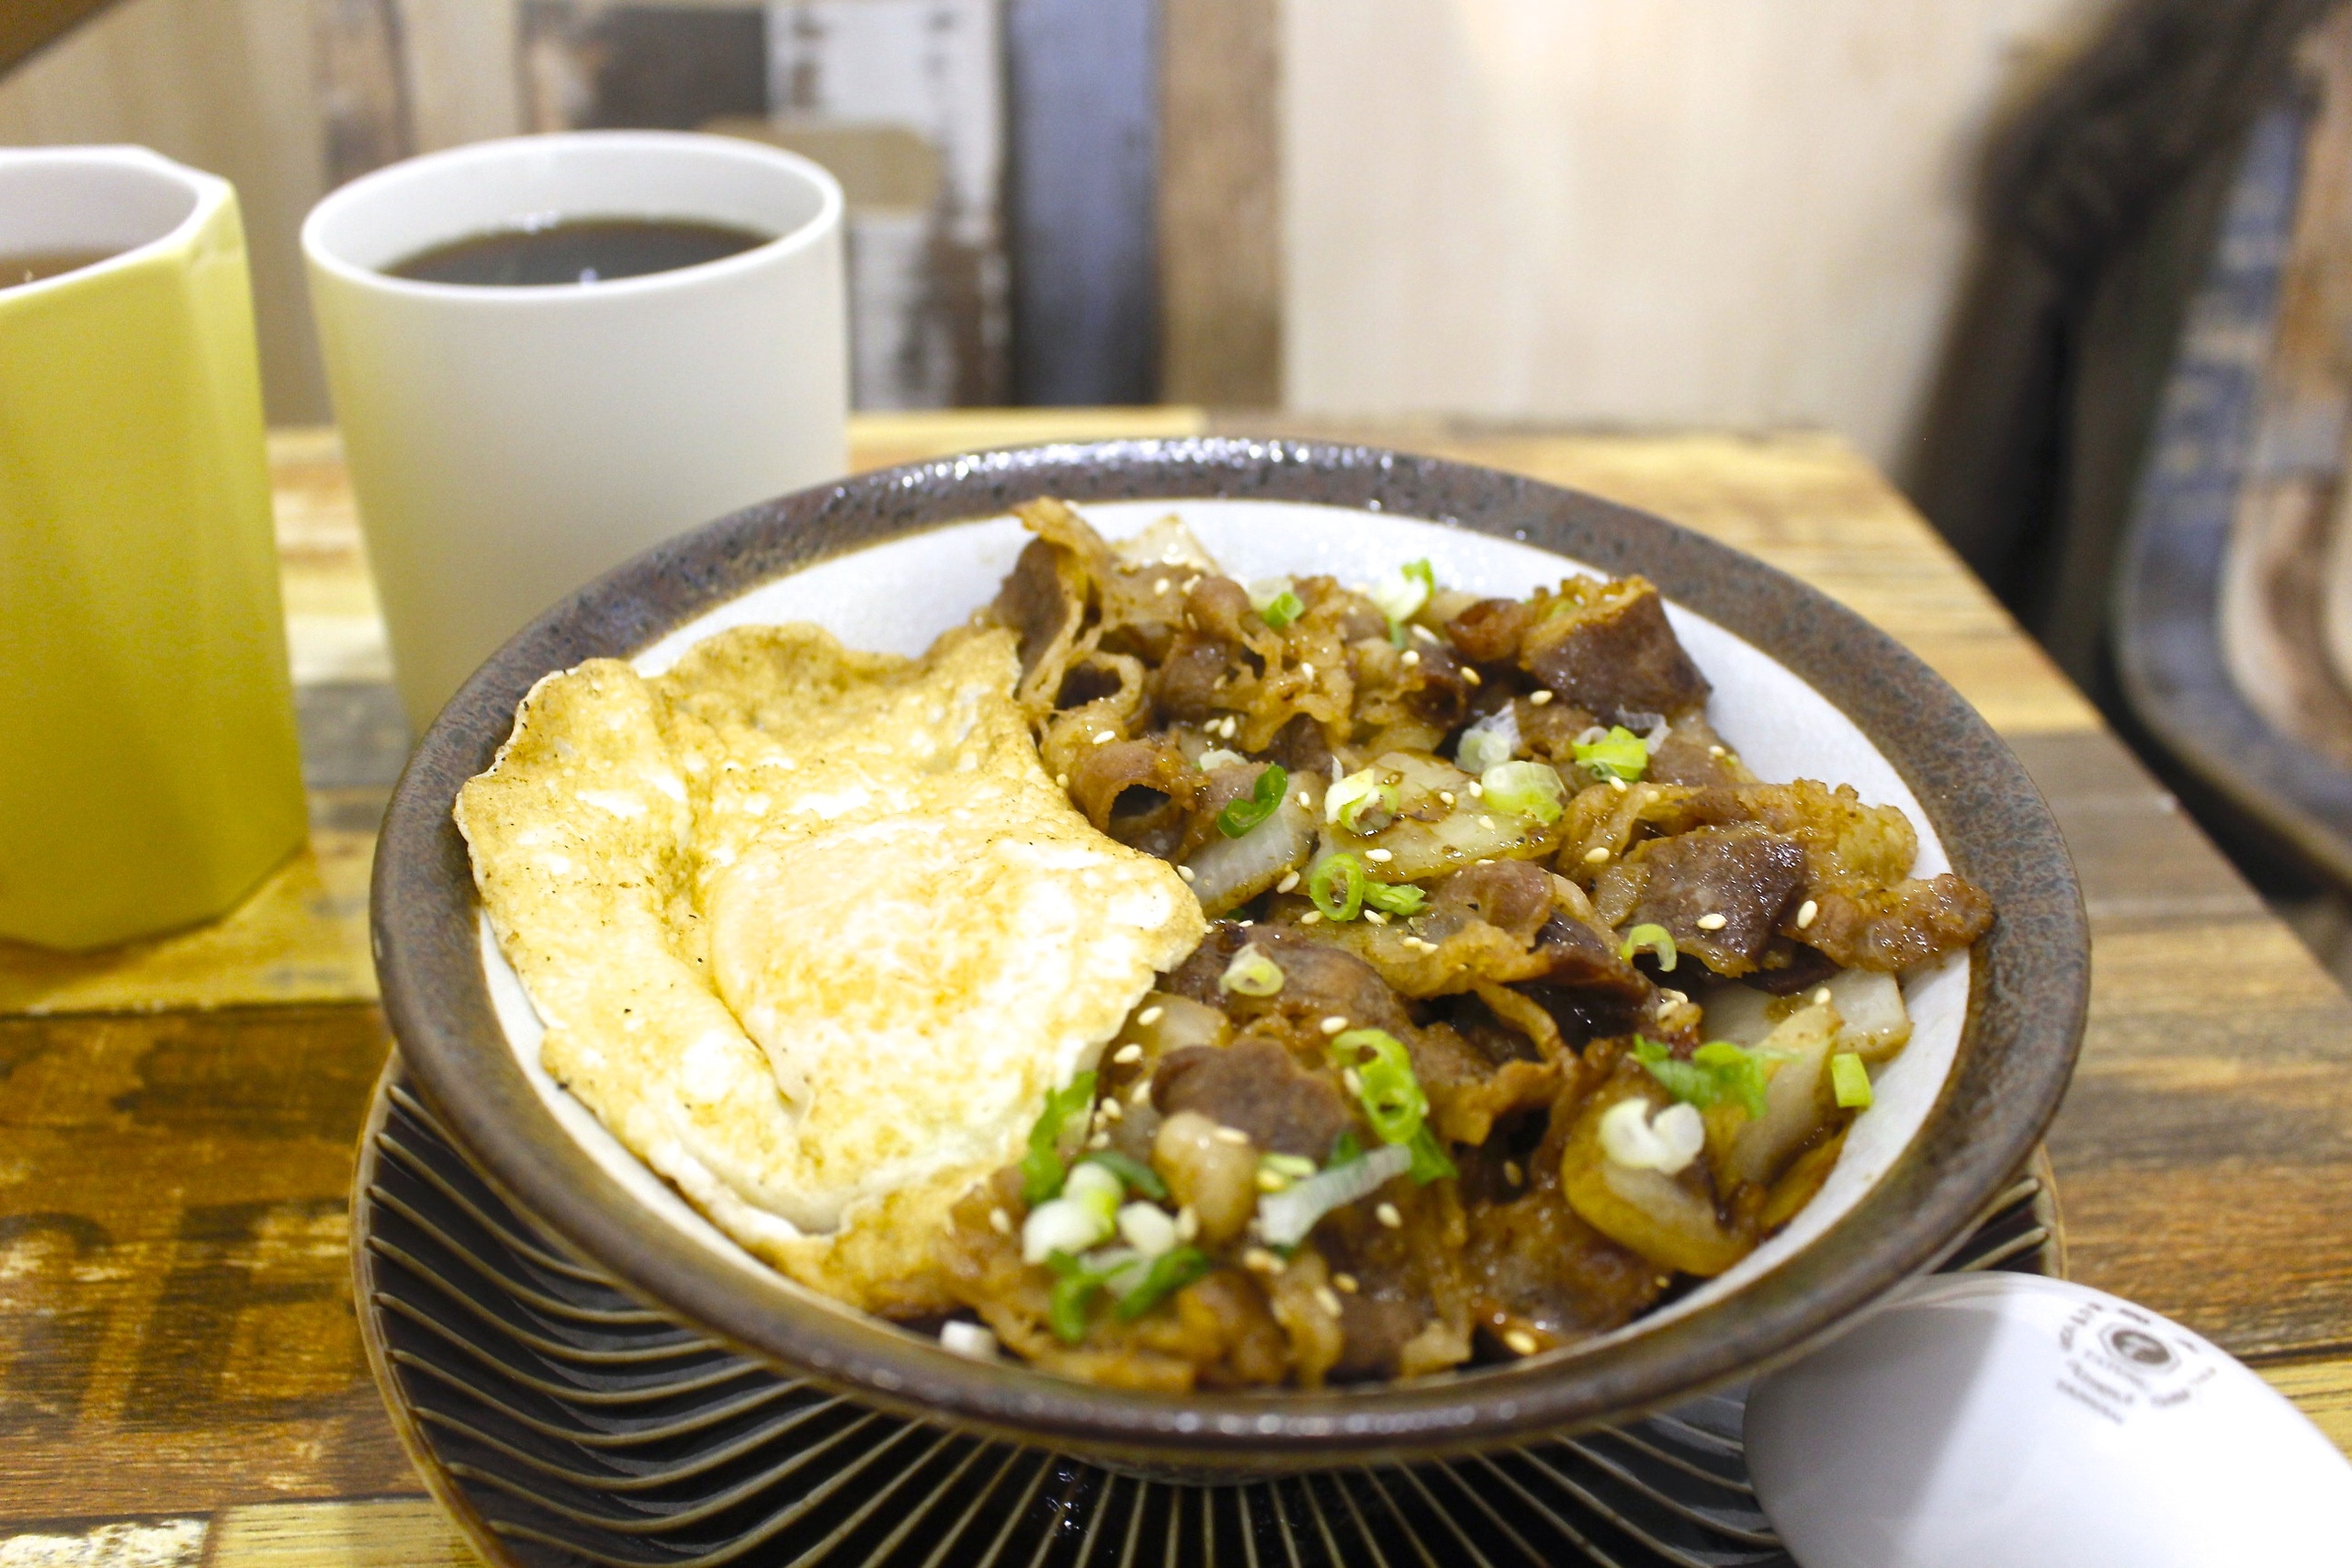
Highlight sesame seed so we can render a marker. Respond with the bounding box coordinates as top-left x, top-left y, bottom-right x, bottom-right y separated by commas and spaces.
989, 1207, 1013, 1235
1334, 1272, 1360, 1293
1176, 1205, 1200, 1241
1137, 1006, 1166, 1027
1239, 919, 1255, 928
1099, 1096, 1124, 1122
1796, 898, 1818, 929
1695, 912, 1727, 931
1504, 1160, 1523, 1185
1439, 791, 1456, 807
1504, 1329, 1540, 1357
1276, 871, 1302, 894
1364, 909, 1388, 925
1467, 780, 1484, 797
1242, 1247, 1282, 1273
1320, 1016, 1349, 1033
1343, 1067, 1364, 1096
1659, 987, 1687, 1005
1479, 815, 1497, 830
1462, 667, 1482, 686
1056, 773, 1069, 788
1813, 986, 1834, 1006
1257, 1168, 1287, 1193
1401, 649, 1420, 666
1413, 624, 1439, 643
1131, 1082, 1152, 1105
1177, 864, 1196, 883
1299, 661, 1317, 679
1295, 791, 1313, 807
1095, 729, 1120, 744
1583, 846, 1611, 864
1302, 910, 1323, 924
1314, 1285, 1344, 1317
1365, 847, 1393, 863
1183, 576, 1201, 592
1155, 578, 1170, 593
1609, 775, 1628, 794
1375, 1202, 1404, 1229
1213, 1125, 1251, 1146
1708, 744, 1725, 758
1087, 1130, 1112, 1149
1529, 690, 1554, 705
1113, 1044, 1145, 1069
